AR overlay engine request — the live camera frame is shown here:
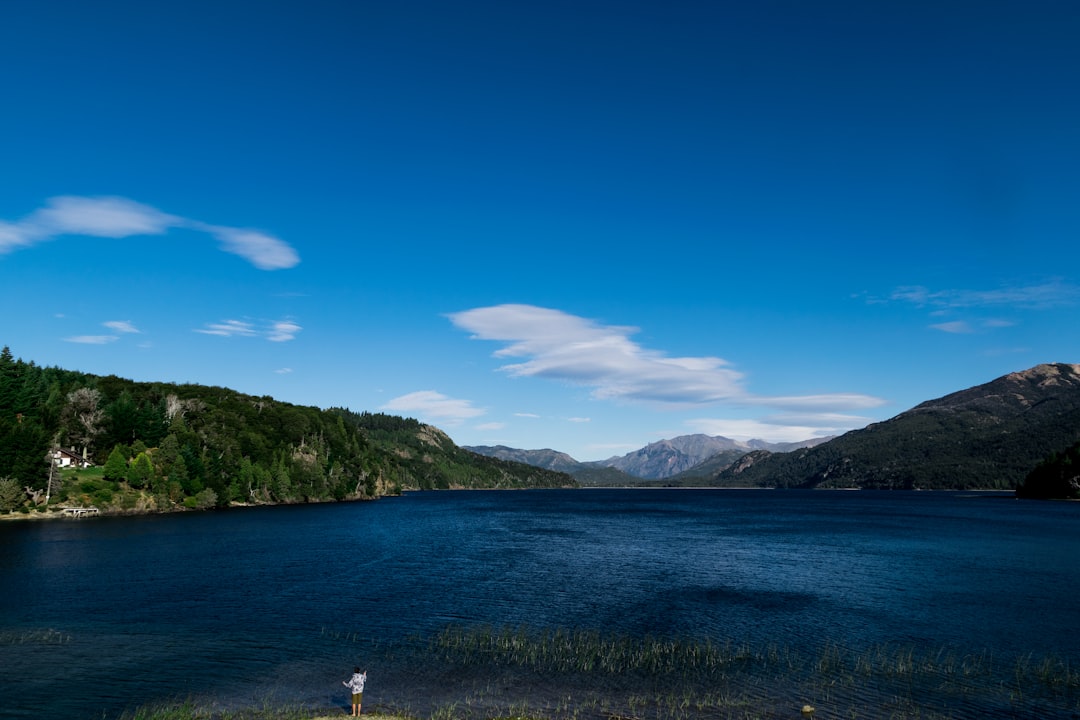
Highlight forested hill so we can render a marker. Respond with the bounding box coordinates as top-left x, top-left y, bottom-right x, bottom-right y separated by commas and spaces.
0, 347, 575, 515
713, 363, 1080, 491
